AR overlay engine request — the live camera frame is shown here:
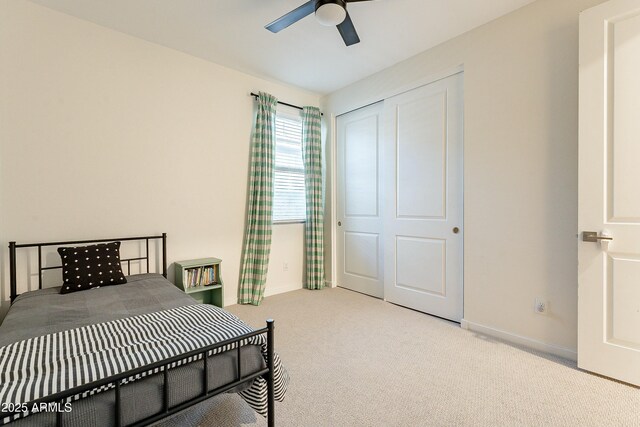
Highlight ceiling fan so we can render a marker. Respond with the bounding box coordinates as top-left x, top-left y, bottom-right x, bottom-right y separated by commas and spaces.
265, 0, 374, 46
